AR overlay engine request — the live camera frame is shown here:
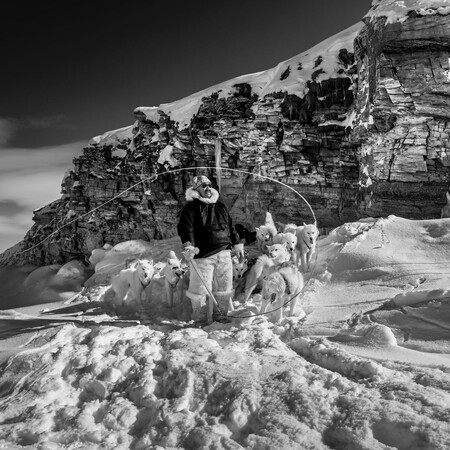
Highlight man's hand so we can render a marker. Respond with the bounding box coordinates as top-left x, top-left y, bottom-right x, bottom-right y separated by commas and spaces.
182, 244, 199, 261
232, 243, 245, 262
